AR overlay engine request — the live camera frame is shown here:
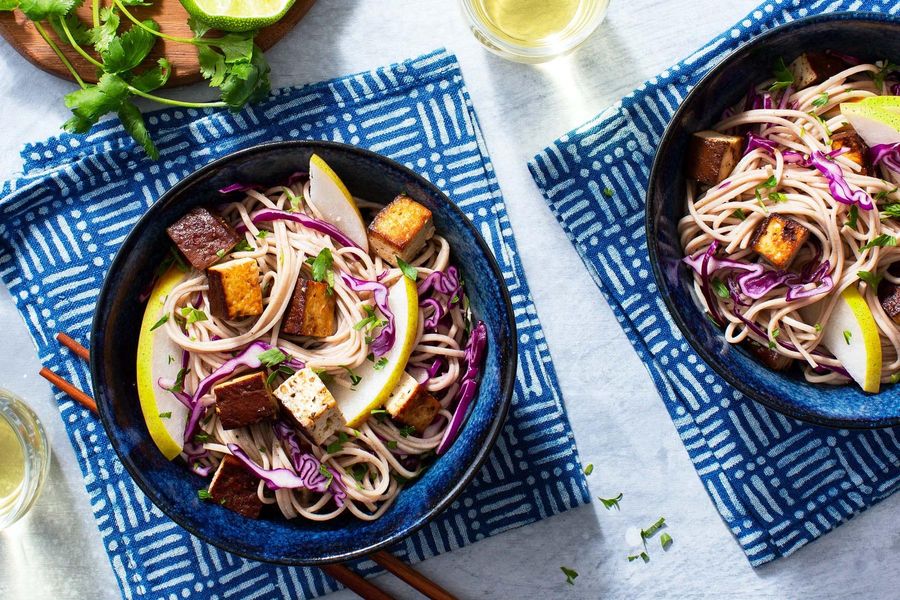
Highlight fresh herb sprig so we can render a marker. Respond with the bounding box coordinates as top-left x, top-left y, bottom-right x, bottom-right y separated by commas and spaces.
1, 0, 271, 159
